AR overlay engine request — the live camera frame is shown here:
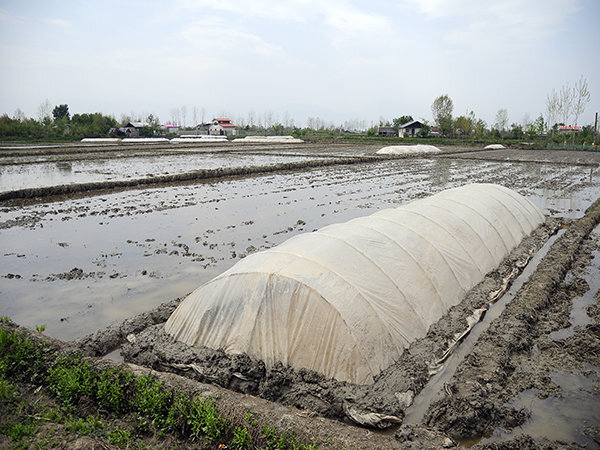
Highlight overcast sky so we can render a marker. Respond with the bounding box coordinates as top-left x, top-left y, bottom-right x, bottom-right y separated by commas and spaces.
1, 0, 599, 128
